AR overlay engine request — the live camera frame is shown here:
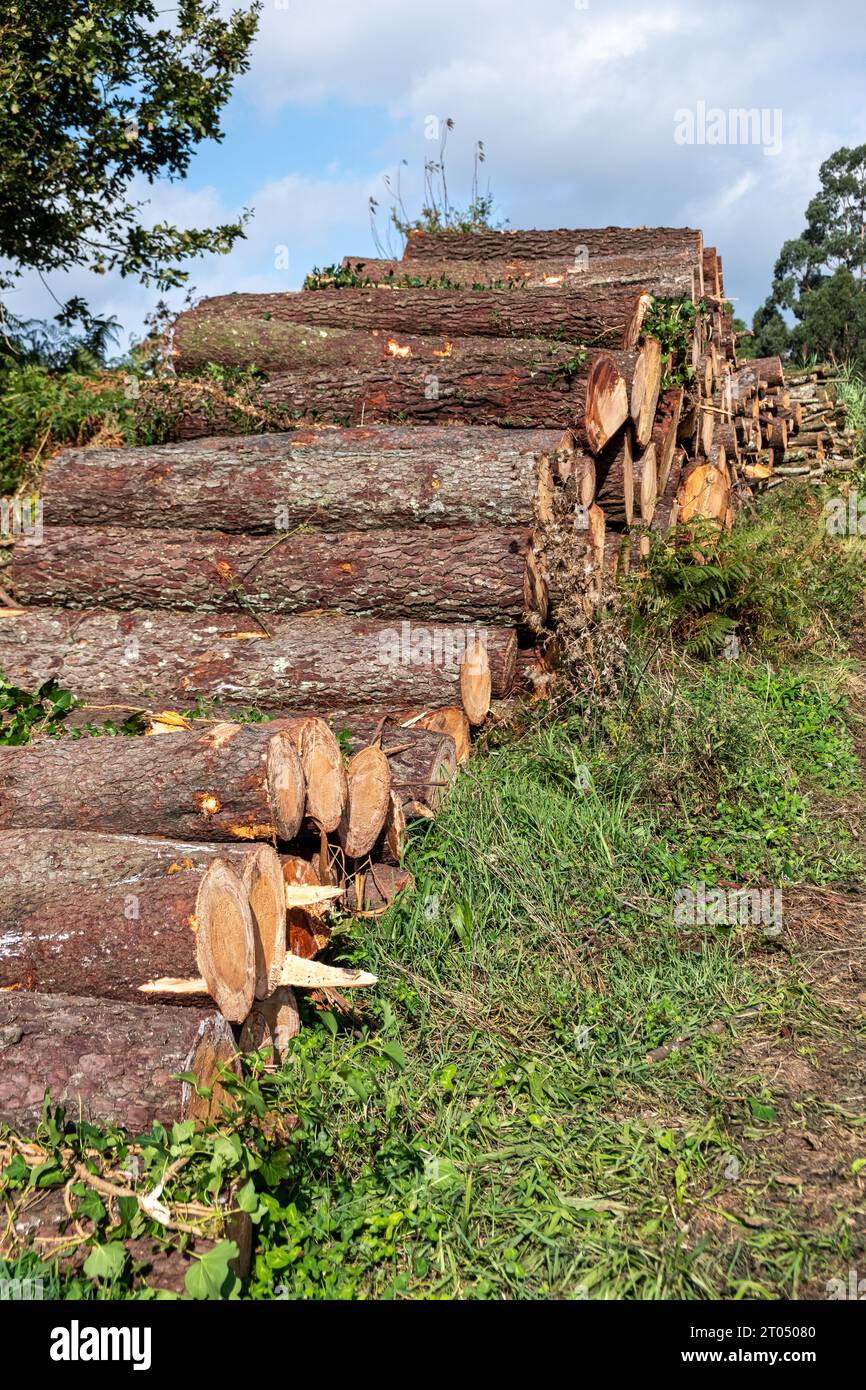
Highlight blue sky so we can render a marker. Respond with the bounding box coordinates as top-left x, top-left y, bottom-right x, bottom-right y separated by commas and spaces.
9, 0, 866, 349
